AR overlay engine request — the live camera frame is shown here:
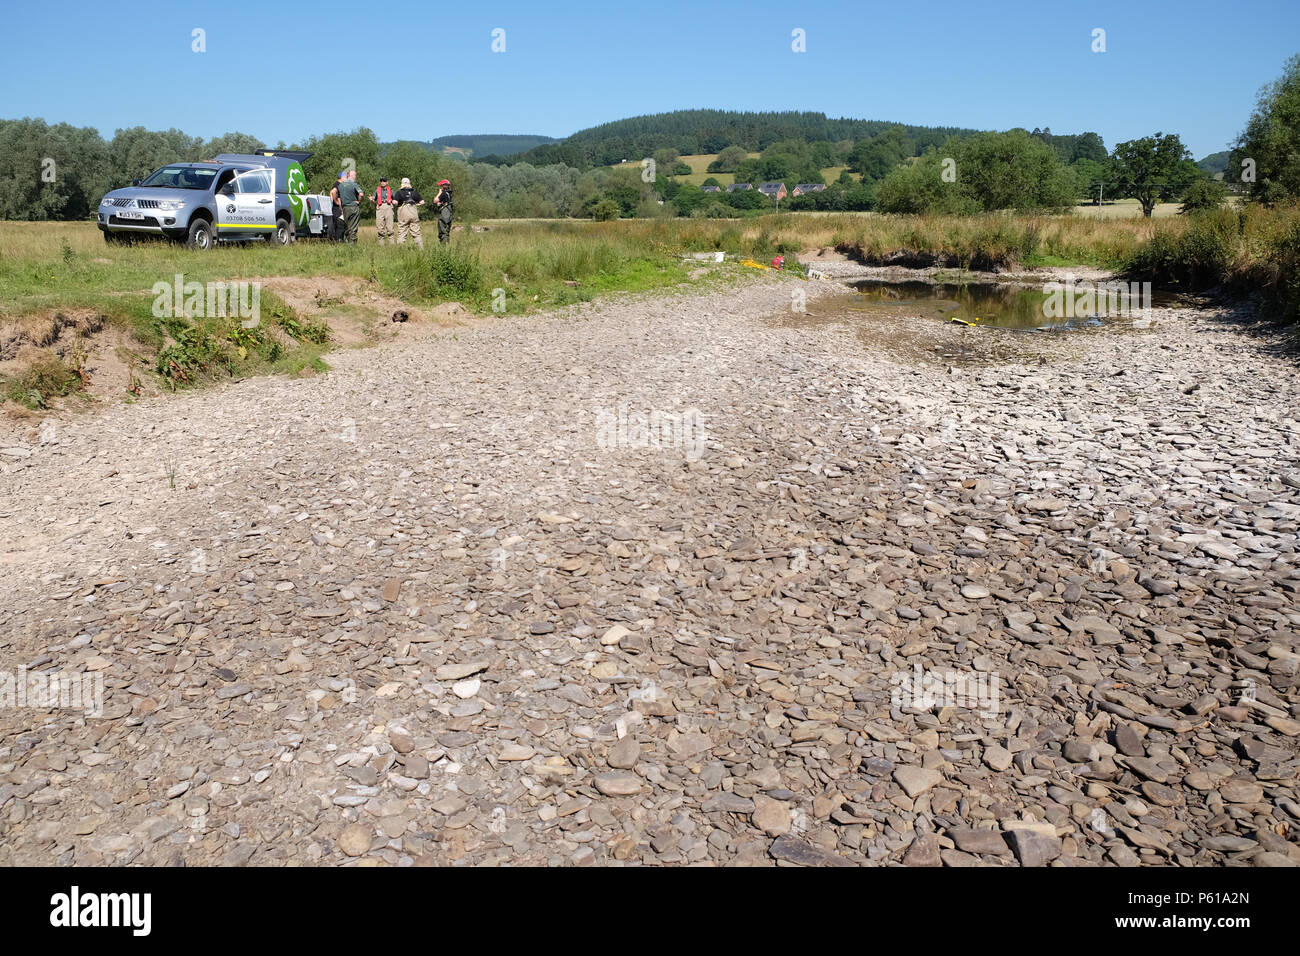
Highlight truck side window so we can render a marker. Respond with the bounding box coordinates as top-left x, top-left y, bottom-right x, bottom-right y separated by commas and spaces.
215, 170, 236, 192
234, 171, 272, 194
